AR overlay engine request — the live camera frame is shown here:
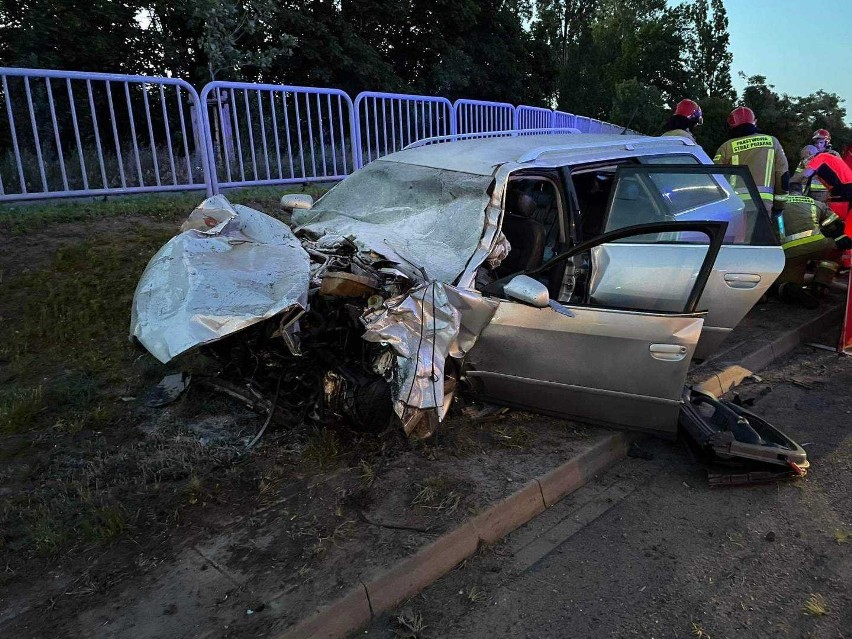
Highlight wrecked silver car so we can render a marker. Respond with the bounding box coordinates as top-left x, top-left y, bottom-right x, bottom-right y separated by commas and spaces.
131, 134, 784, 440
